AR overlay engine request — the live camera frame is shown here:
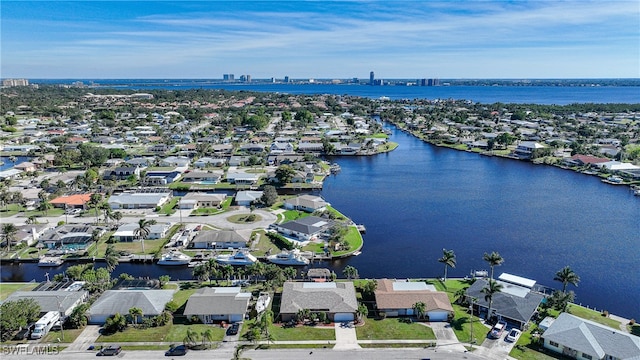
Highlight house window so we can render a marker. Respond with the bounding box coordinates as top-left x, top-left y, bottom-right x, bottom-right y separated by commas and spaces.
581, 354, 592, 360
549, 341, 559, 347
